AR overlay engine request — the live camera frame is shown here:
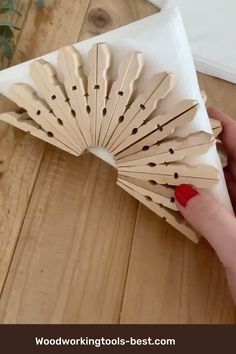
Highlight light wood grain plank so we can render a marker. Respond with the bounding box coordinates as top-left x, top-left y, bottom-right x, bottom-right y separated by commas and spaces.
12, 0, 91, 64
120, 205, 185, 324
0, 0, 90, 297
0, 0, 43, 295
79, 0, 158, 40
2, 0, 234, 324
0, 122, 45, 295
198, 73, 236, 118
120, 74, 236, 324
120, 206, 235, 324
177, 240, 235, 323
0, 150, 138, 323
0, 0, 157, 323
